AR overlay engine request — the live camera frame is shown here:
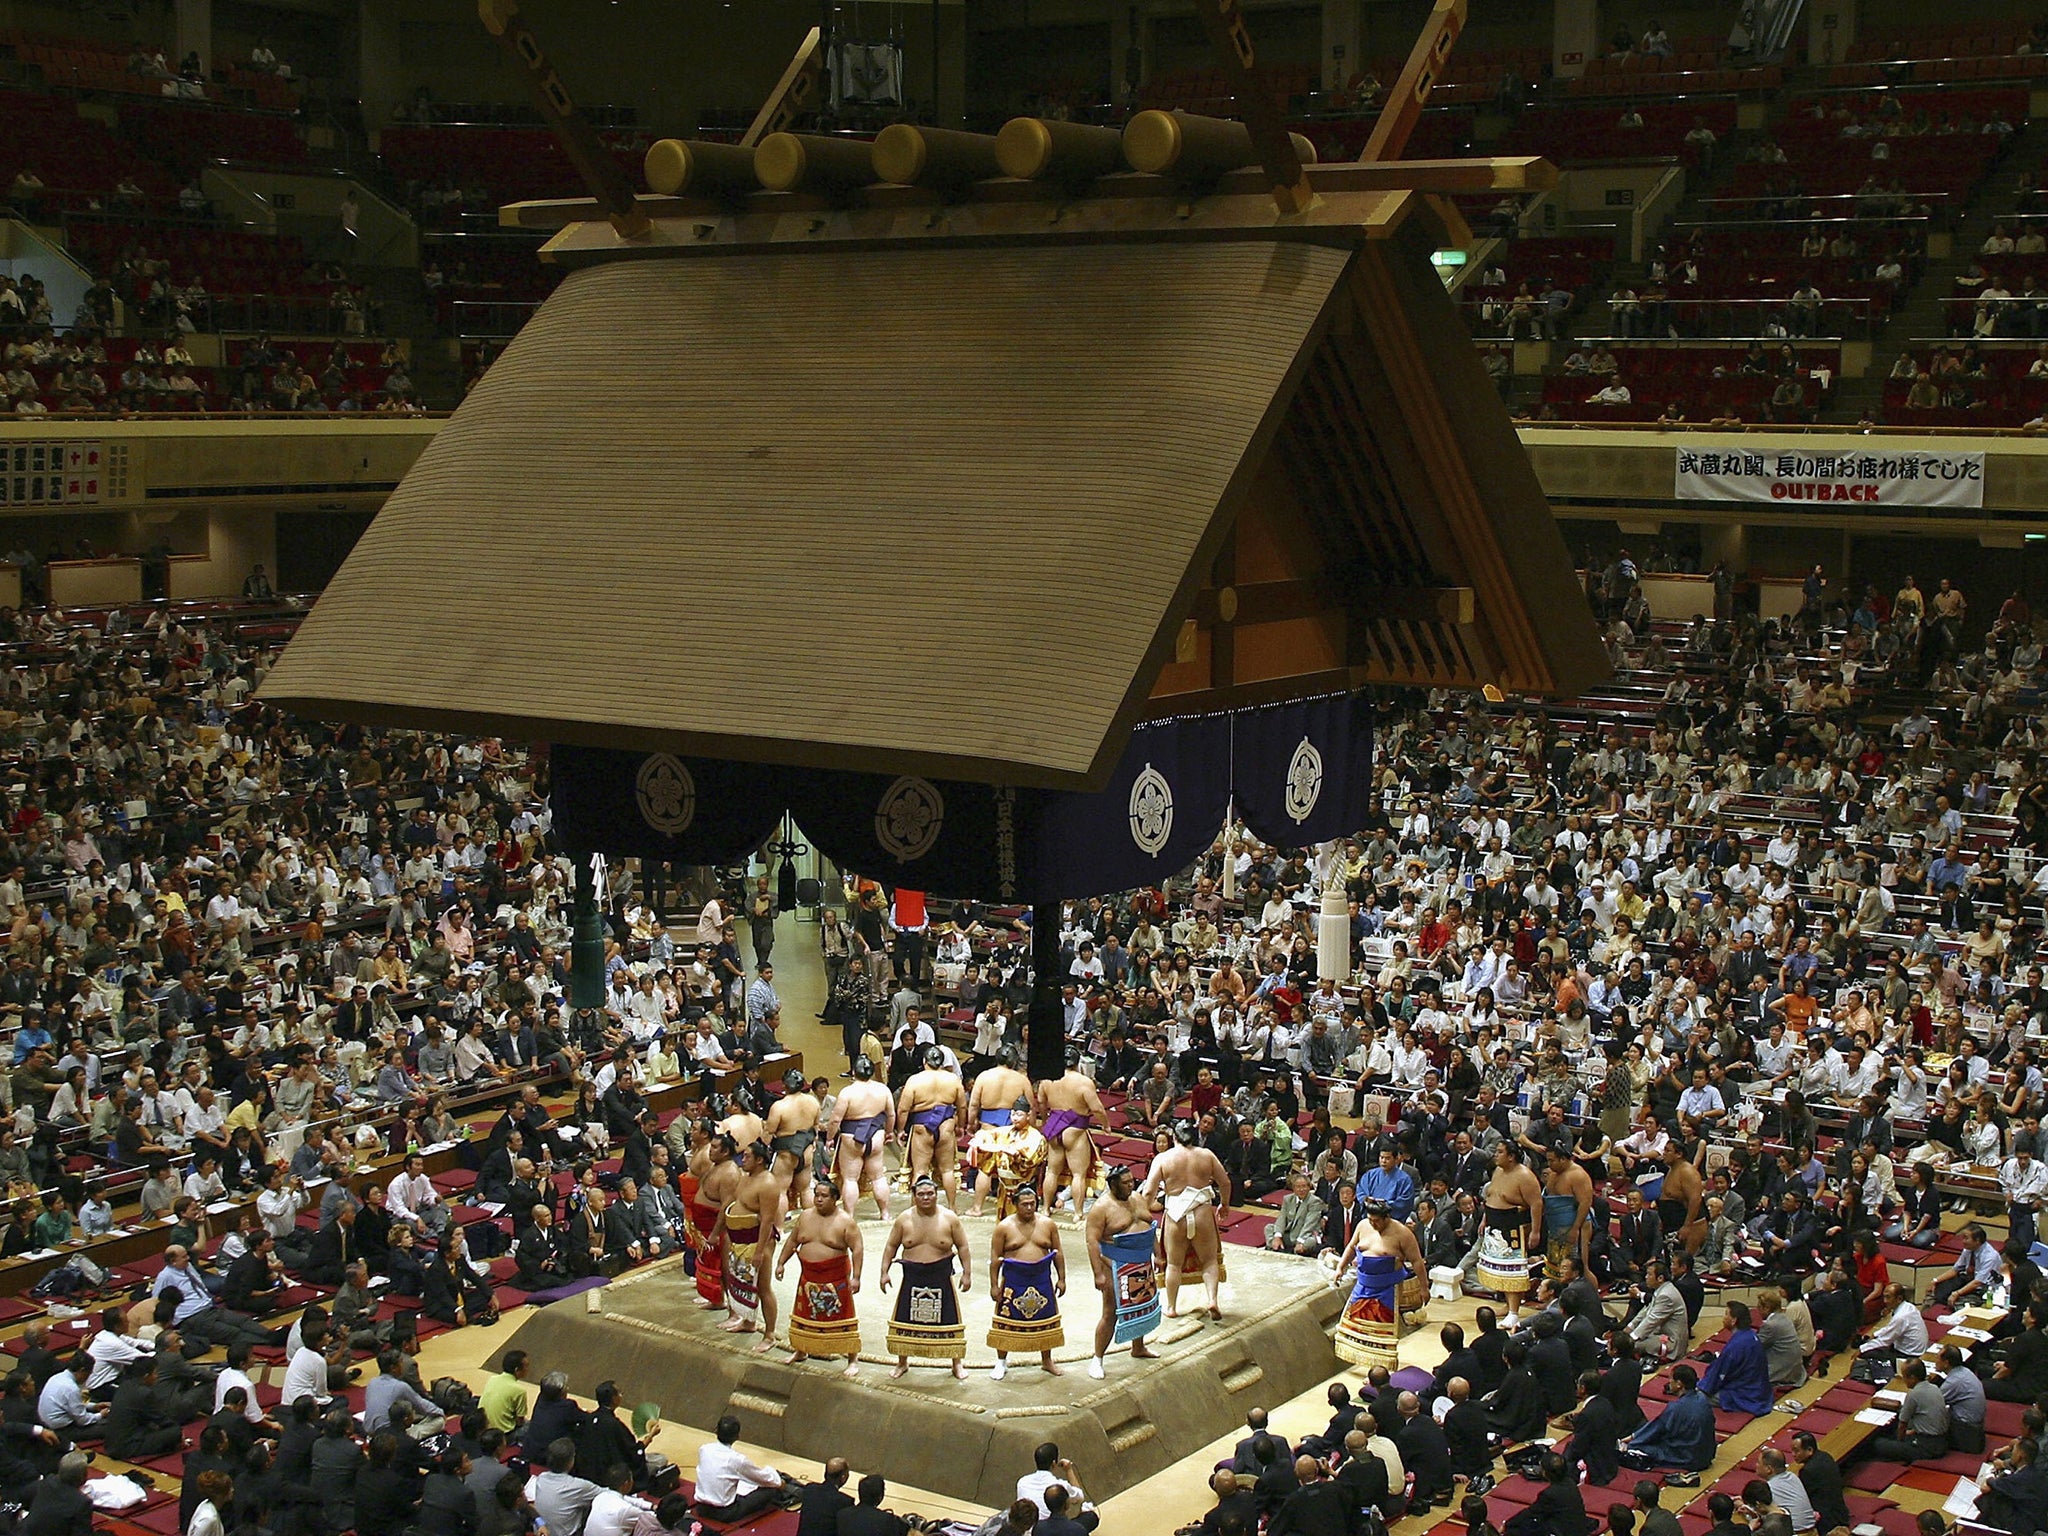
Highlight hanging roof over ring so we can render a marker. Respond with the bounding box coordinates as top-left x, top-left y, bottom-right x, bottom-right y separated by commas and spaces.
260, 150, 1607, 791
